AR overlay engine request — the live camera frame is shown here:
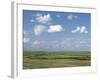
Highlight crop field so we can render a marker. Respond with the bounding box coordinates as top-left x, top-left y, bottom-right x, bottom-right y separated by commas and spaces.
23, 51, 91, 69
